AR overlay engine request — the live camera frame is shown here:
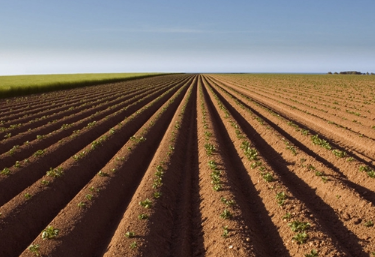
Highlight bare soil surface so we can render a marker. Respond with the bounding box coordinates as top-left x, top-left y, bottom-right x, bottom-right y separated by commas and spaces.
1, 74, 374, 257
